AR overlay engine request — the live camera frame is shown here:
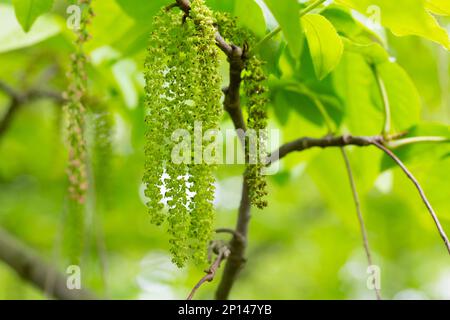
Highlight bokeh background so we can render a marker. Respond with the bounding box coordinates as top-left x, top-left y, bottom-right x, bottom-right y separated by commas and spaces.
0, 0, 449, 299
